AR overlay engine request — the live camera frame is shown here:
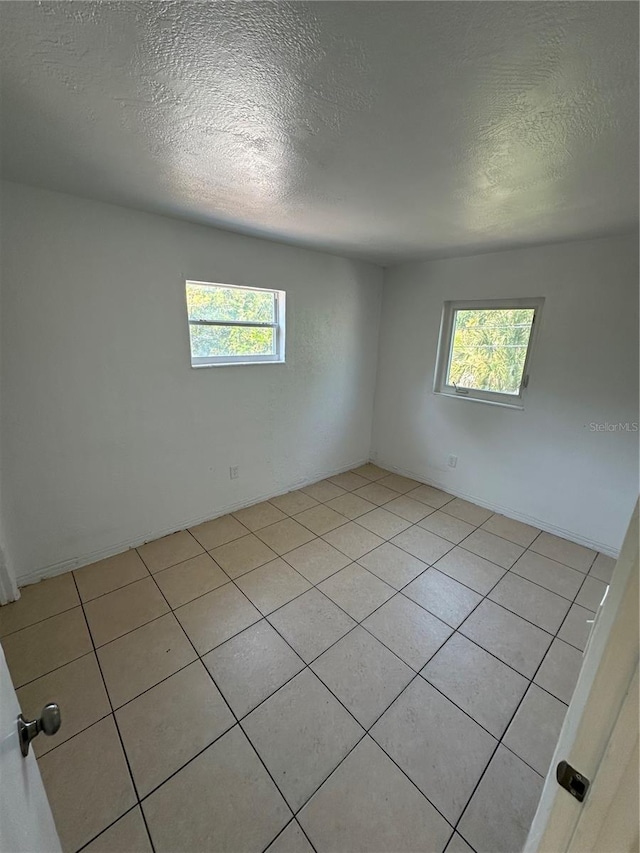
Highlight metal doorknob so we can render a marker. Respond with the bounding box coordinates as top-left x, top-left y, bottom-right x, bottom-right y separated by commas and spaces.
18, 703, 61, 757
